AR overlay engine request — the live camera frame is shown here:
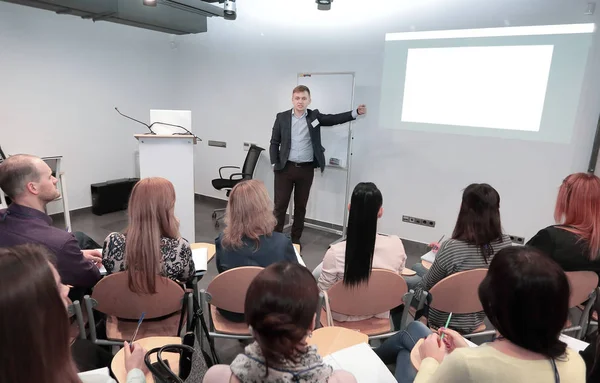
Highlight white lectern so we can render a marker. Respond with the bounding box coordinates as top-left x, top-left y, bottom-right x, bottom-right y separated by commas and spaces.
135, 134, 197, 242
